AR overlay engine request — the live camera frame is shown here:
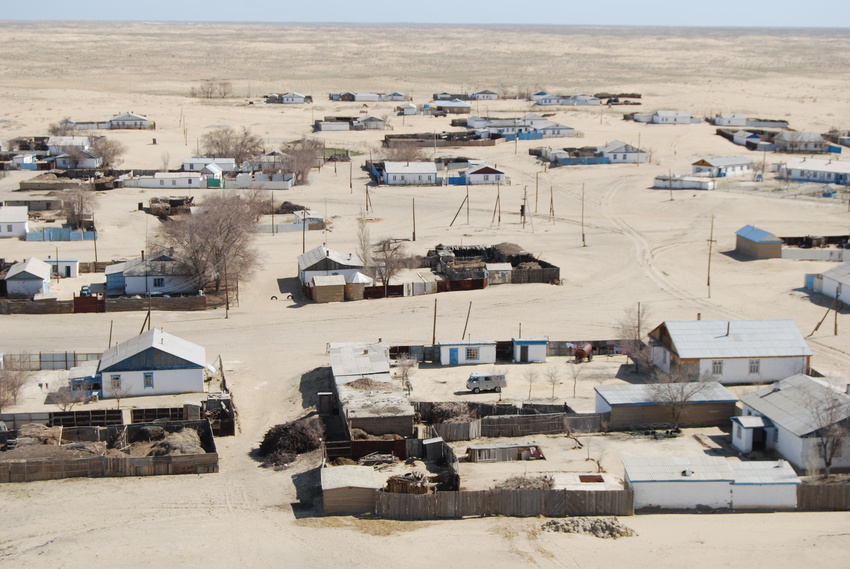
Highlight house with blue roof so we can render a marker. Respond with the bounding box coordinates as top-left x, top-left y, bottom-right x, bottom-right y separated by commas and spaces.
735, 225, 784, 259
